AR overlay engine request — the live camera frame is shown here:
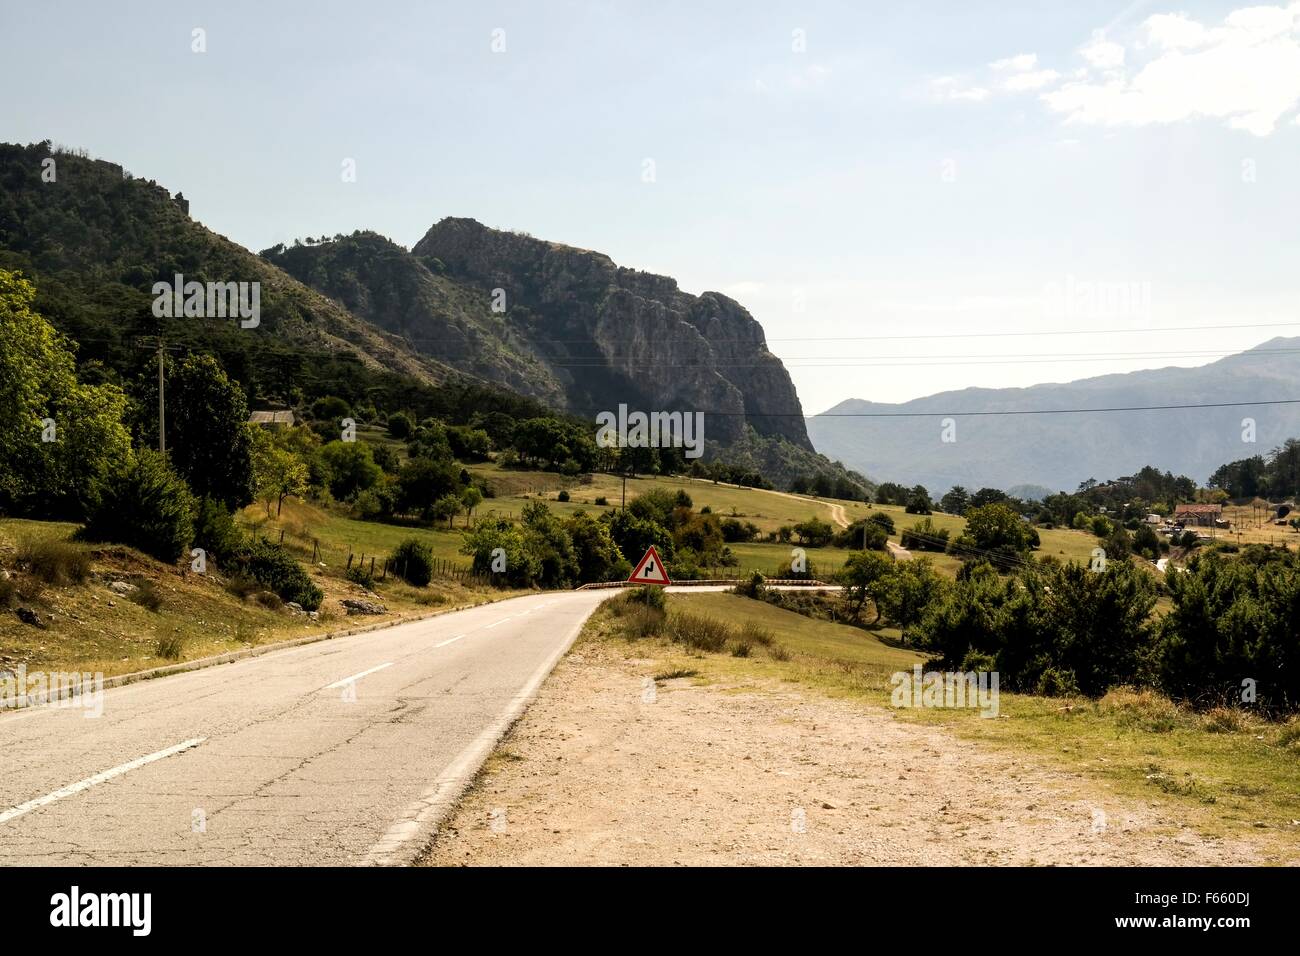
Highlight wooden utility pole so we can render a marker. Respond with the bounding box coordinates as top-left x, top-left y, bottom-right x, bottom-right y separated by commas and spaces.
157, 339, 166, 455
134, 336, 180, 456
